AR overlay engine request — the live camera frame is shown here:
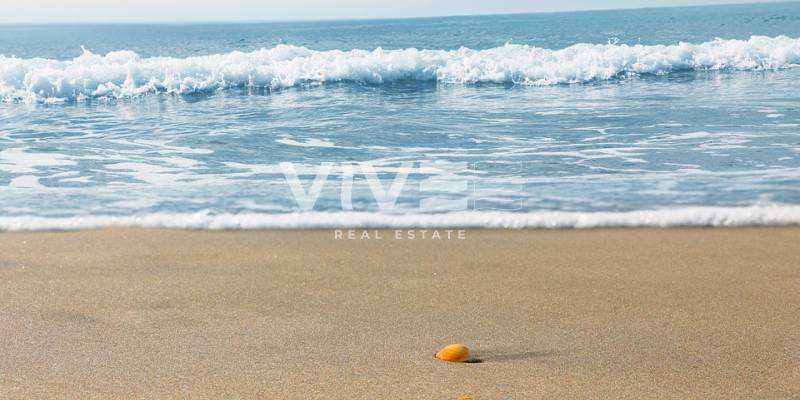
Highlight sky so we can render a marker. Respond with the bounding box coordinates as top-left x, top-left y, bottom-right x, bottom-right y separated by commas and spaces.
0, 0, 785, 23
